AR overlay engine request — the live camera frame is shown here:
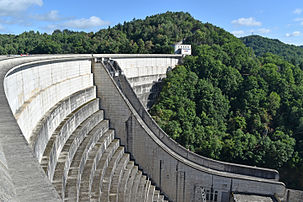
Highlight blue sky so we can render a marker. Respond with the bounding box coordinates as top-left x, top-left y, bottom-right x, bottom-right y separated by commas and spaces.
0, 0, 303, 45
